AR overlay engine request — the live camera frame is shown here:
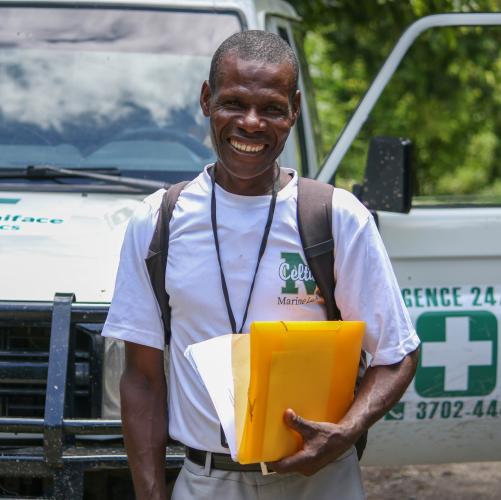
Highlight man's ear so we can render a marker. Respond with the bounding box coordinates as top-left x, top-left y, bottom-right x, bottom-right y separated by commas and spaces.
291, 90, 301, 125
200, 81, 212, 117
